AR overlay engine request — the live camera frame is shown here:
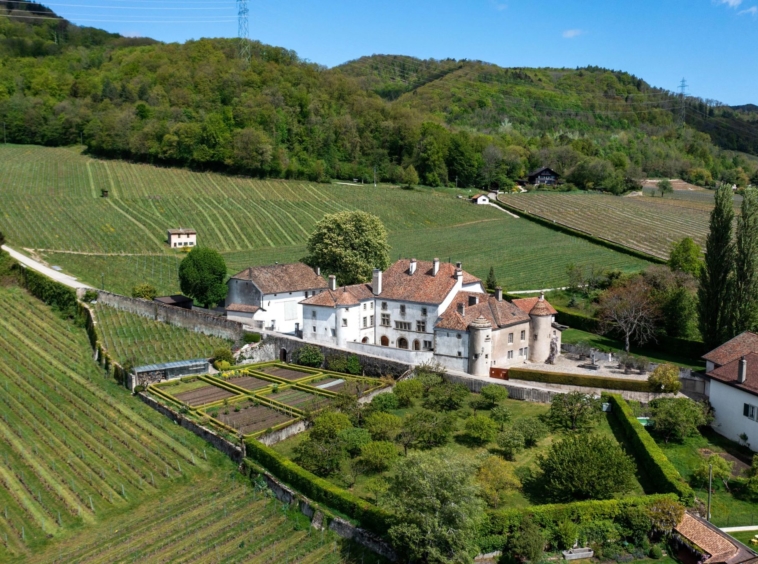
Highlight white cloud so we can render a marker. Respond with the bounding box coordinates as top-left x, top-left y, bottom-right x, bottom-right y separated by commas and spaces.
718, 0, 744, 7
739, 6, 758, 14
562, 29, 583, 39
122, 31, 142, 38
